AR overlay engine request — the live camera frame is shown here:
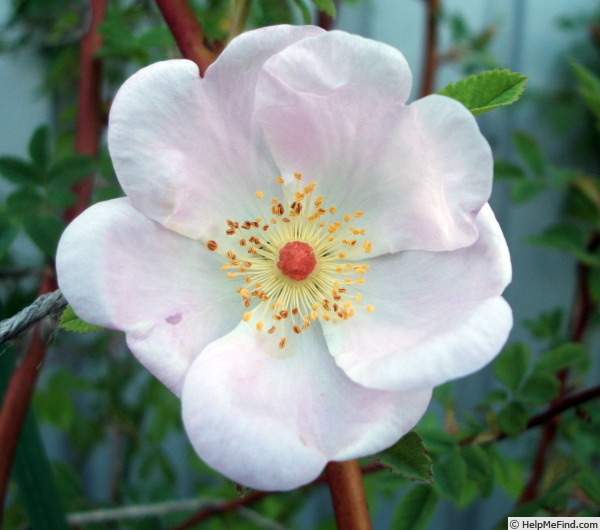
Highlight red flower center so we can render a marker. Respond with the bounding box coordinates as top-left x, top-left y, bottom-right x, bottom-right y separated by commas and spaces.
277, 241, 317, 281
